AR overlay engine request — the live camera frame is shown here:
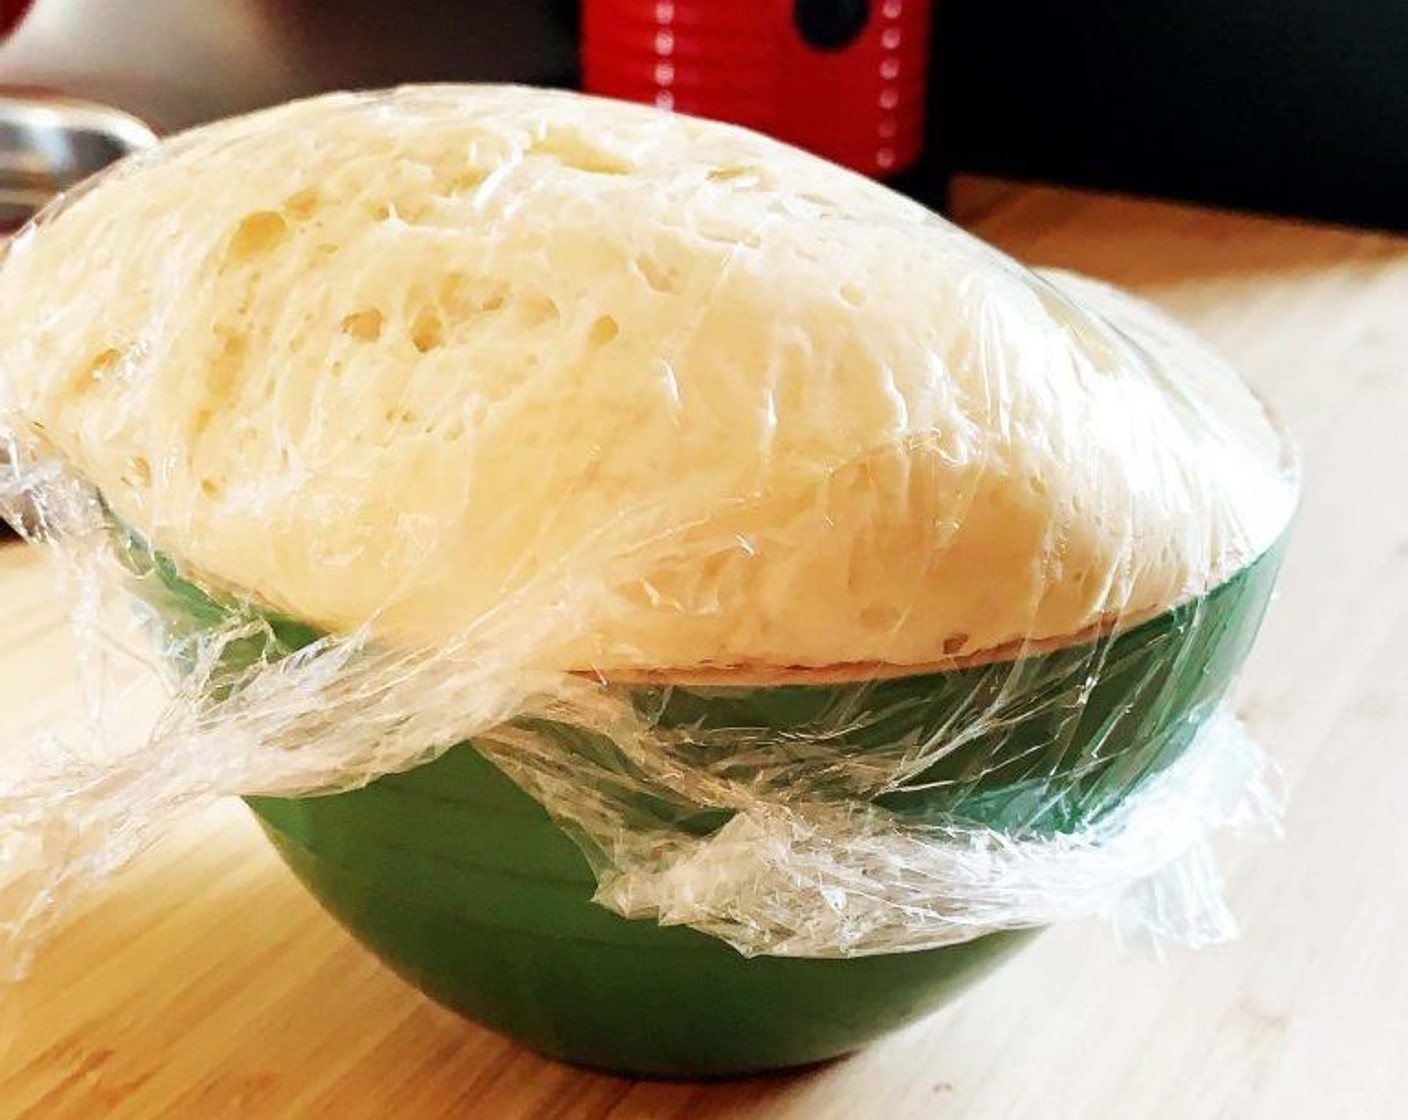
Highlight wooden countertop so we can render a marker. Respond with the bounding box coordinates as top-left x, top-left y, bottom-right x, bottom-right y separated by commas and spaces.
3, 180, 1406, 1119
